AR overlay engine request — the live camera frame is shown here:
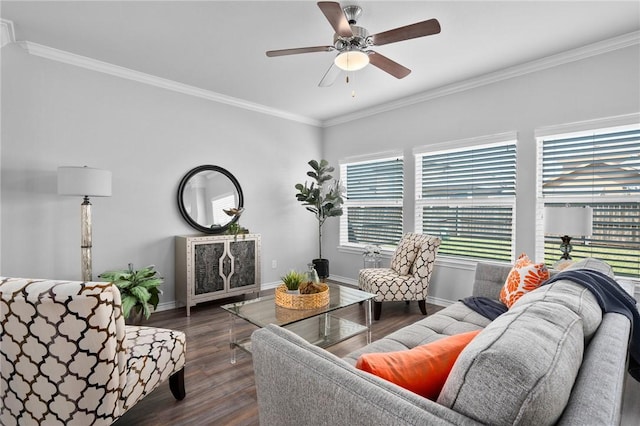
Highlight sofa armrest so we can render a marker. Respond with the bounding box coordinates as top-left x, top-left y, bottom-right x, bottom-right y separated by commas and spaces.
251, 324, 481, 426
557, 312, 631, 425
